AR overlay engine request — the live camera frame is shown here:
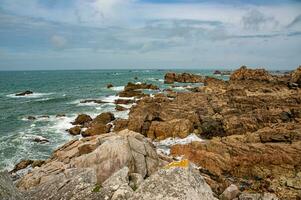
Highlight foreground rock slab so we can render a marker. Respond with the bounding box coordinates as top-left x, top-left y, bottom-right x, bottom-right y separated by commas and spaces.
130, 160, 217, 200
17, 130, 159, 192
